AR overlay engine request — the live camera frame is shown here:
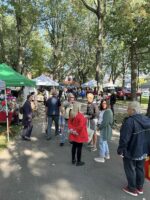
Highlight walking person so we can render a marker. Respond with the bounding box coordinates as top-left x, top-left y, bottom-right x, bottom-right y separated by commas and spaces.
22, 94, 34, 141
110, 92, 116, 116
59, 93, 76, 146
86, 93, 99, 151
94, 100, 113, 163
117, 101, 150, 196
45, 90, 61, 140
59, 107, 66, 146
68, 103, 88, 166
